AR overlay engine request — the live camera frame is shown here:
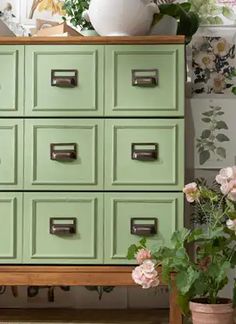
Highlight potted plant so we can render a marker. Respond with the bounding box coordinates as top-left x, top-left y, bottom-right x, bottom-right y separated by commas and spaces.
127, 166, 236, 323
152, 0, 199, 43
62, 0, 97, 36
